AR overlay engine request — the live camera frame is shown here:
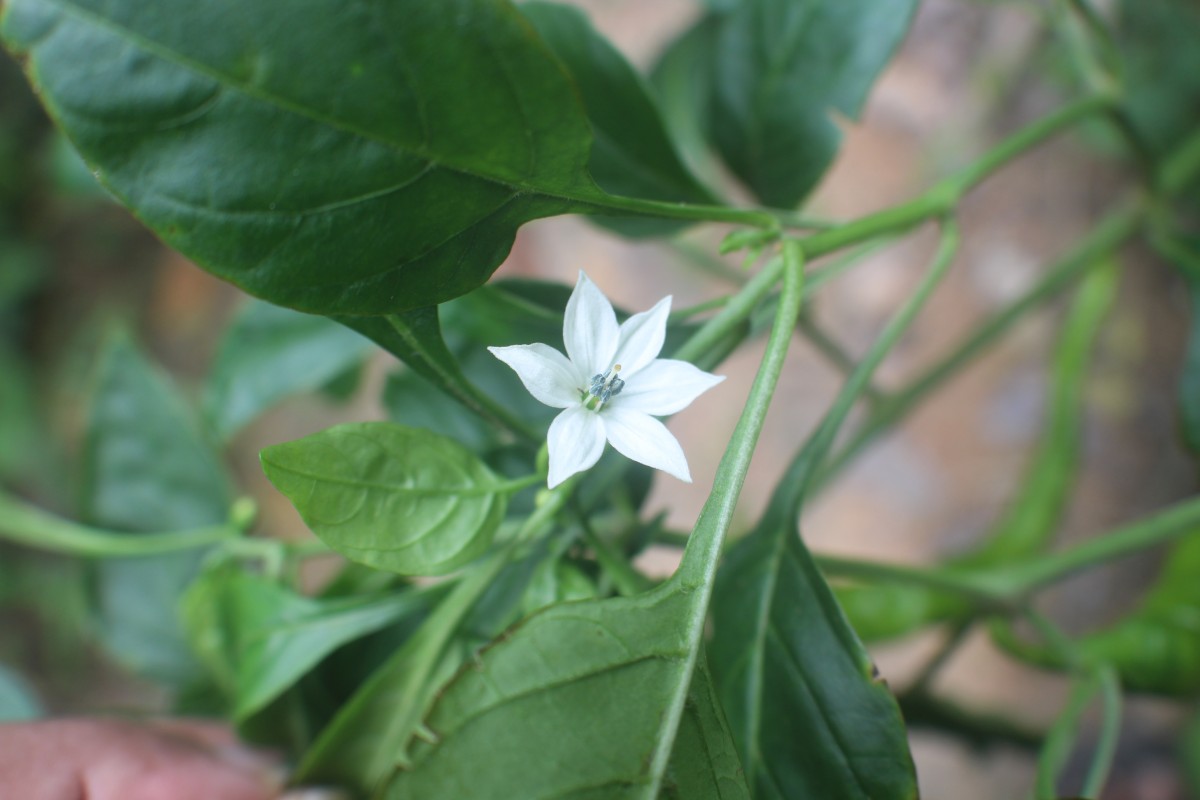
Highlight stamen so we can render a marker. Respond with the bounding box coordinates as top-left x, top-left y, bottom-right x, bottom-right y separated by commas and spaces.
587, 364, 624, 409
